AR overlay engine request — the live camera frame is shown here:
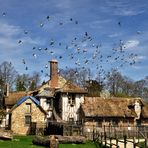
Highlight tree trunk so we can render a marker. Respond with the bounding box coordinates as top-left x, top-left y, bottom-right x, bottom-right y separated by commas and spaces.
32, 136, 50, 146
32, 135, 86, 147
55, 135, 86, 144
0, 130, 13, 140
